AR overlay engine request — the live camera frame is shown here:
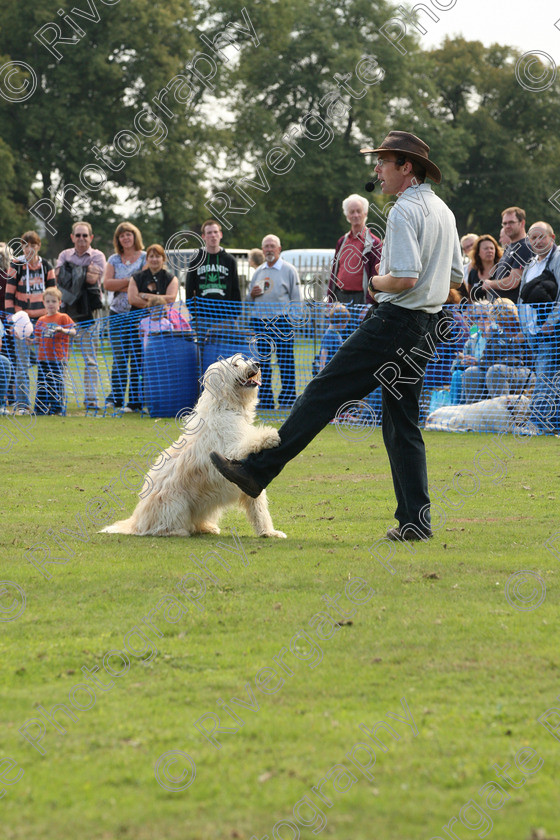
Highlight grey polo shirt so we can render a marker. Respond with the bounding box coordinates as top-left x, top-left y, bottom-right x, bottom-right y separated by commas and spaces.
247, 258, 302, 319
375, 183, 463, 313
